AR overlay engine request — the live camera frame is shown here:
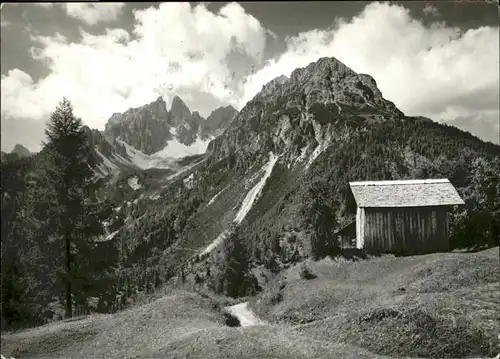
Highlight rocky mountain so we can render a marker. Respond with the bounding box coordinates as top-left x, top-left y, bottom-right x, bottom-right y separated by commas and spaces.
104, 96, 171, 155
207, 57, 403, 167
81, 96, 237, 180
103, 95, 238, 157
11, 144, 31, 158
204, 105, 239, 138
